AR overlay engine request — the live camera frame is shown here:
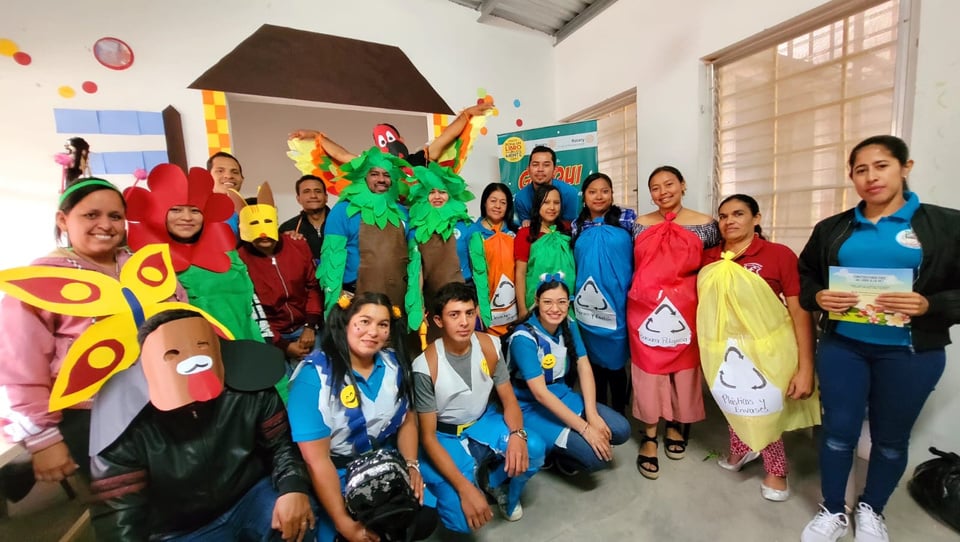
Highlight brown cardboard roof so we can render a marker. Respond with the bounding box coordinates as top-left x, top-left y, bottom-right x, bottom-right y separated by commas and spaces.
189, 24, 453, 114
